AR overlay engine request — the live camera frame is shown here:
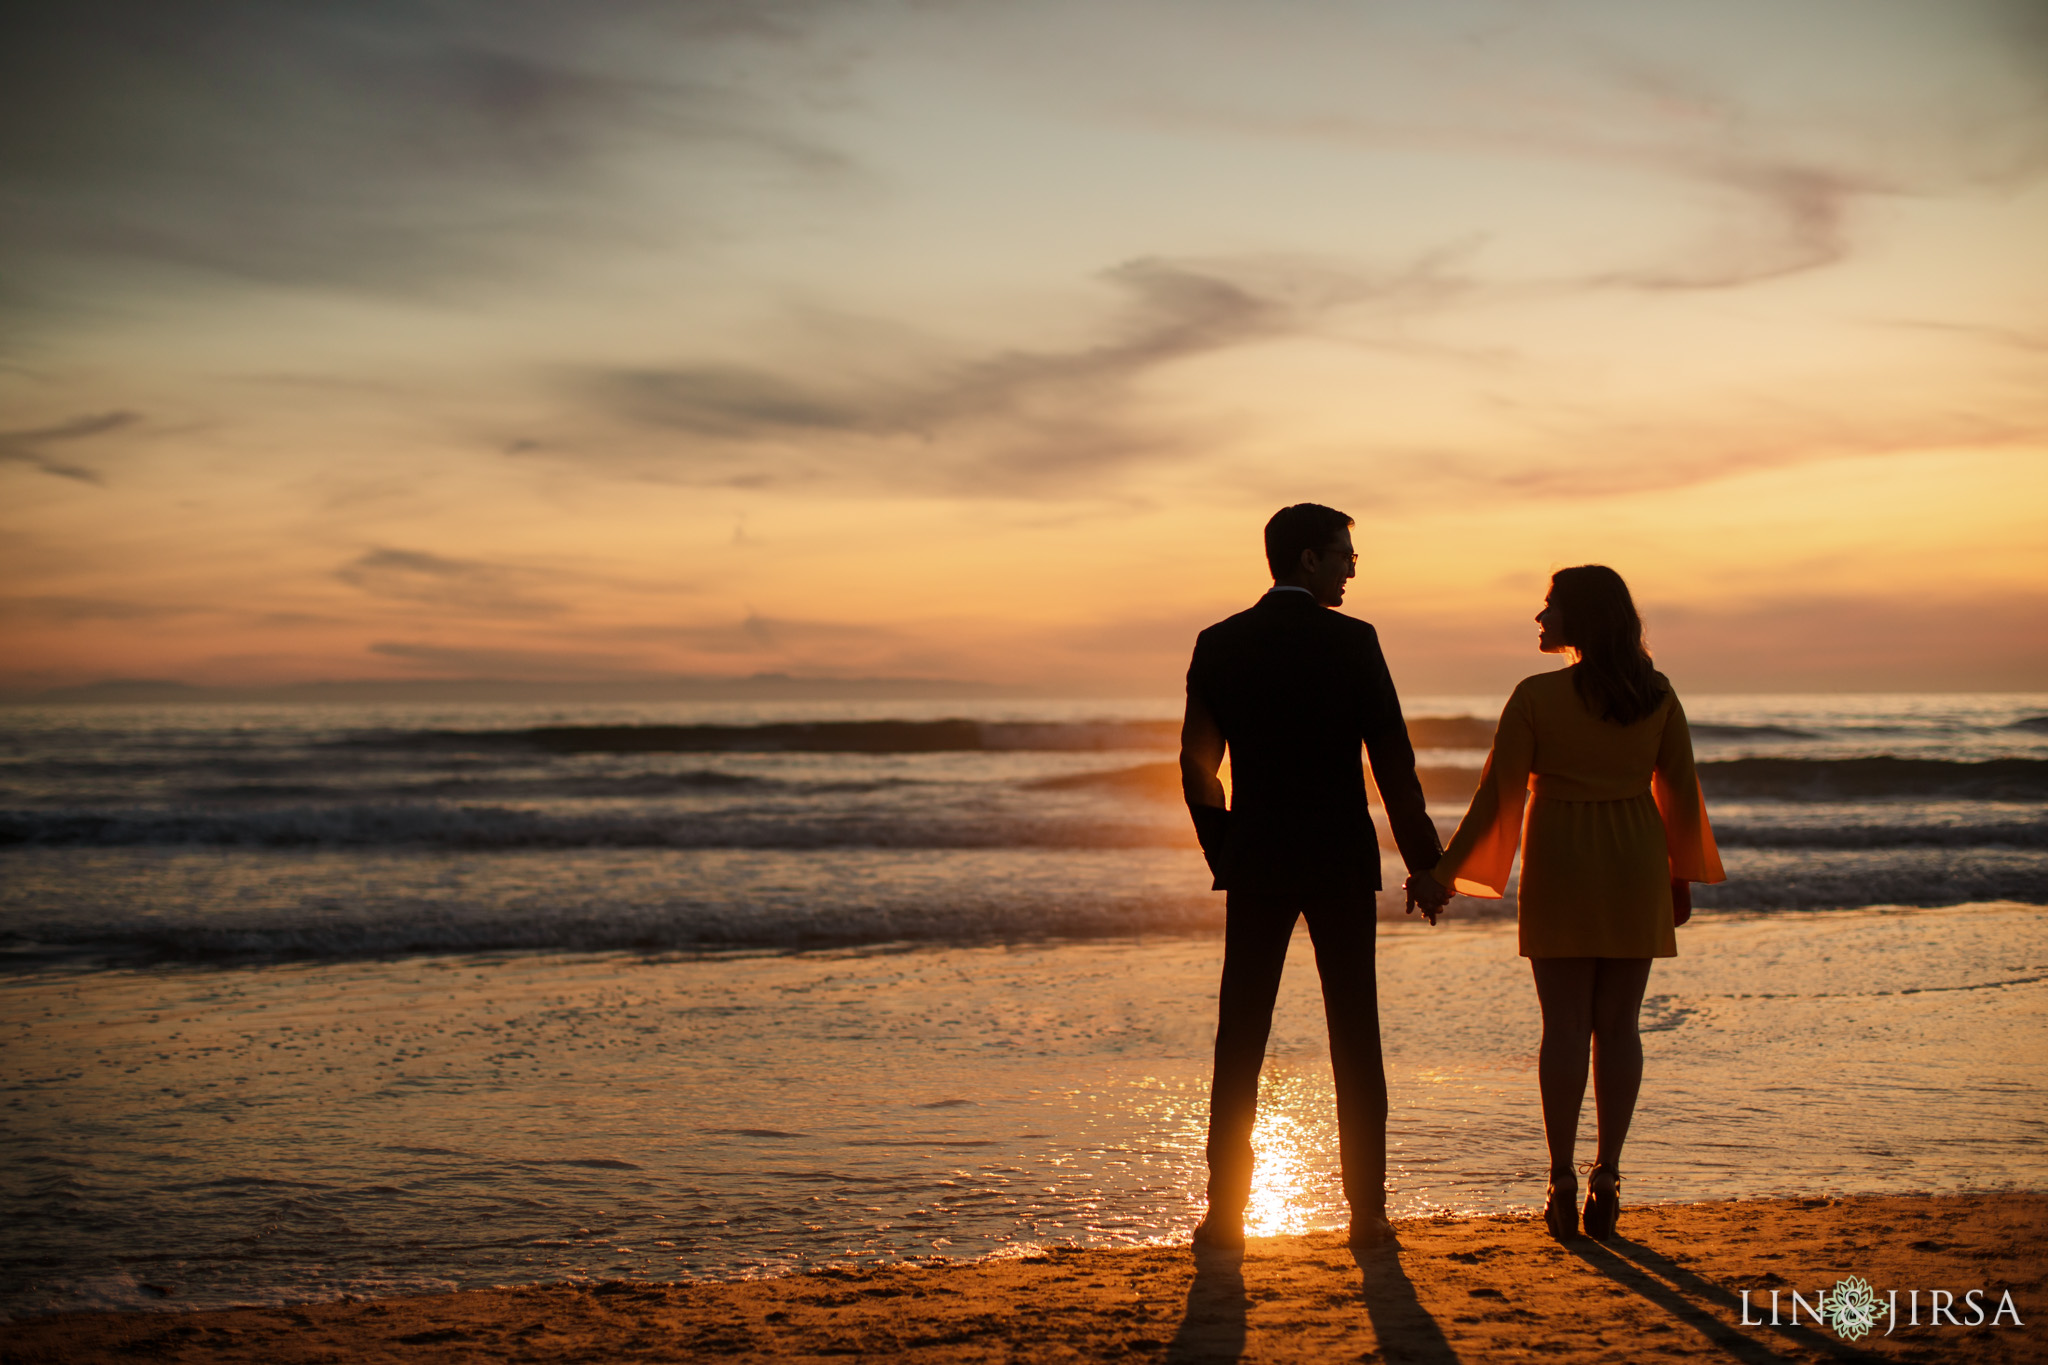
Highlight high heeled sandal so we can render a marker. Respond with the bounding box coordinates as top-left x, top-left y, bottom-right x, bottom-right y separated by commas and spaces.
1542, 1172, 1579, 1240
1581, 1162, 1621, 1241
